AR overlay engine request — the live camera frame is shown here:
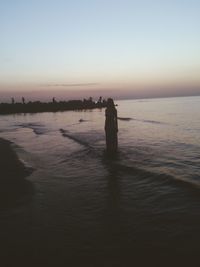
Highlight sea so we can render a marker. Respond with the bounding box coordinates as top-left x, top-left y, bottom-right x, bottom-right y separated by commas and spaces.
0, 96, 200, 266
